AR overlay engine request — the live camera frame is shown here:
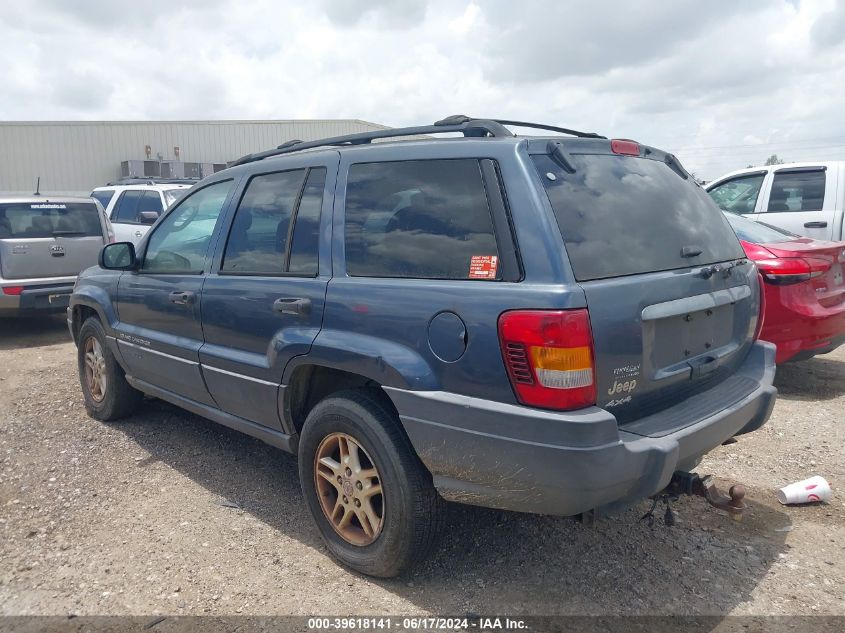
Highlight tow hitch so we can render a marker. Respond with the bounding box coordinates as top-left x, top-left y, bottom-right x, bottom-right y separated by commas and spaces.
641, 471, 747, 526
